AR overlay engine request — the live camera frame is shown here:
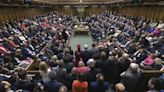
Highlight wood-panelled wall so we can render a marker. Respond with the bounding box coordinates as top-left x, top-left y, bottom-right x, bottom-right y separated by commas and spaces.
56, 6, 77, 16
84, 5, 164, 20
85, 6, 107, 16
113, 6, 164, 21
0, 5, 163, 22
0, 7, 52, 23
